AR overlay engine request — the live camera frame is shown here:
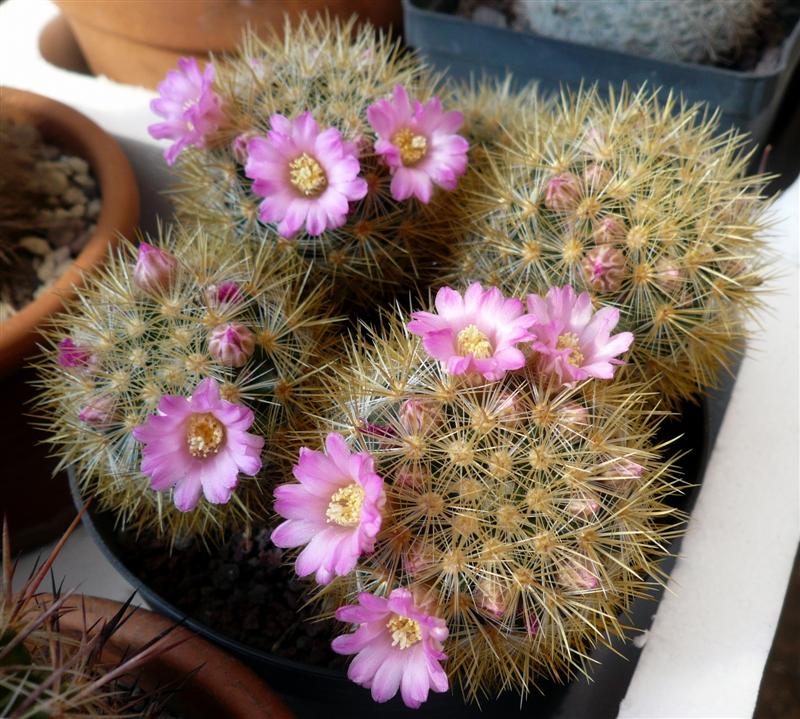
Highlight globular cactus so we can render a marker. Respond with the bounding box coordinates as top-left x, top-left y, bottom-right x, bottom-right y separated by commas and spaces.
278, 298, 684, 703
452, 86, 772, 405
513, 0, 770, 64
160, 15, 469, 312
32, 223, 336, 543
